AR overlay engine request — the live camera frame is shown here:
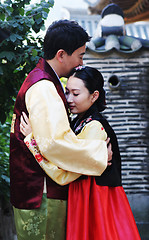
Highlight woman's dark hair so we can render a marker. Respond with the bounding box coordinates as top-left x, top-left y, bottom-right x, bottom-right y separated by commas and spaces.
72, 66, 106, 112
44, 20, 91, 60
